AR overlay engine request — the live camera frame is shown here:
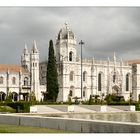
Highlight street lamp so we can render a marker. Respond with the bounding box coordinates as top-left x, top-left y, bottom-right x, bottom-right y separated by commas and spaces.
79, 40, 84, 99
